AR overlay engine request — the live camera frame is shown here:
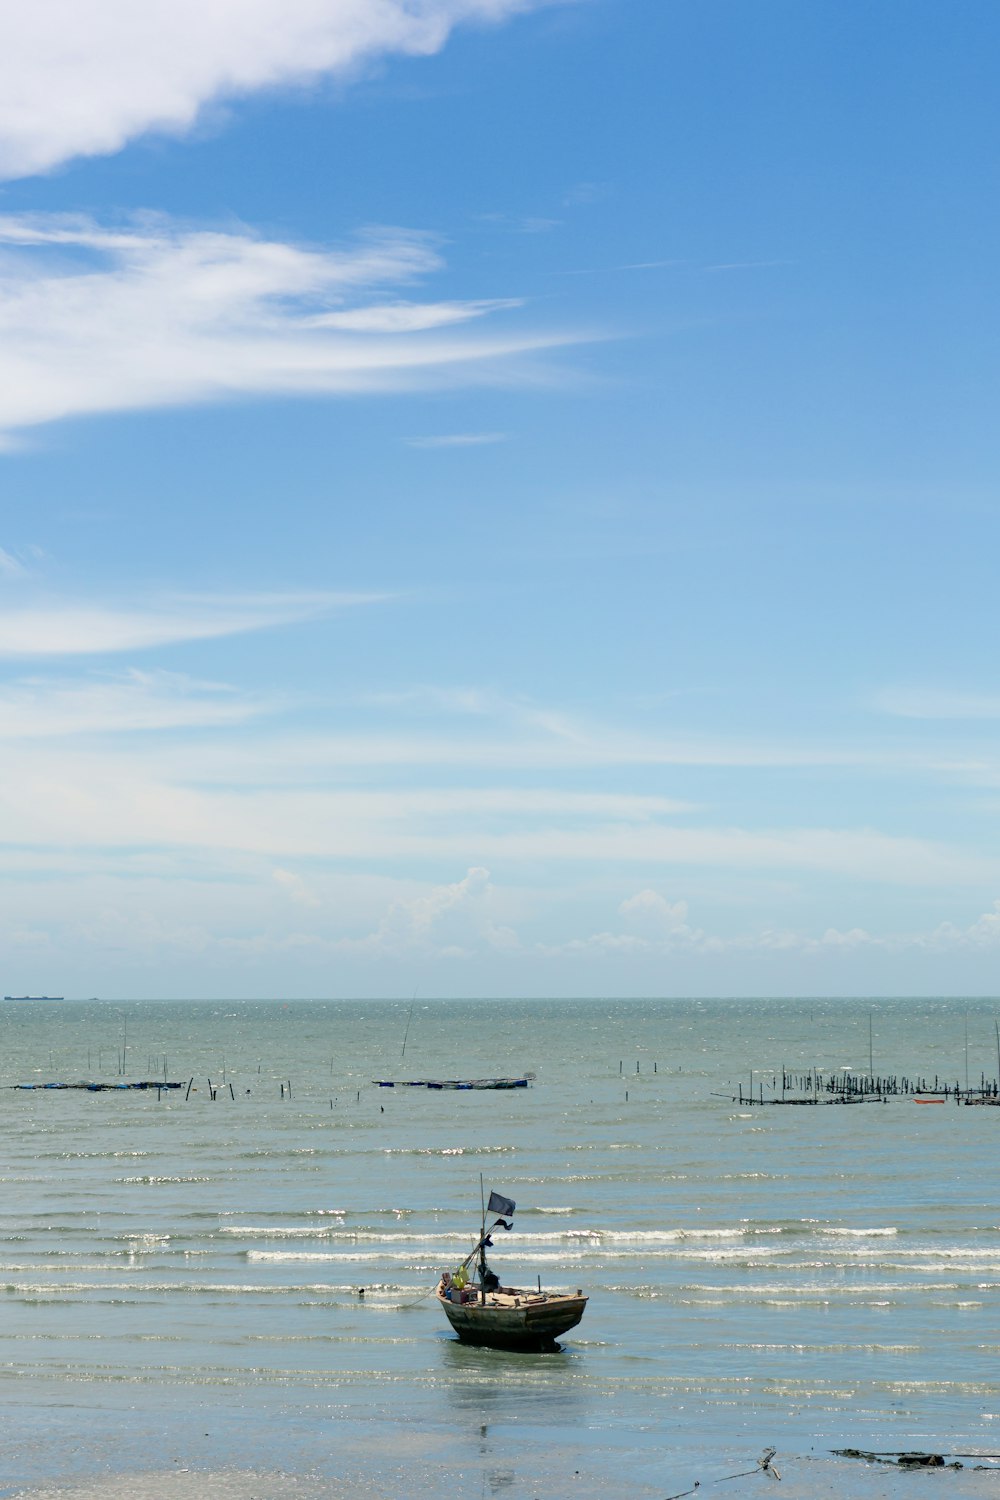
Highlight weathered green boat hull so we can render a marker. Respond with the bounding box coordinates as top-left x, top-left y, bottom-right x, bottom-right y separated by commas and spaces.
437, 1288, 587, 1350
